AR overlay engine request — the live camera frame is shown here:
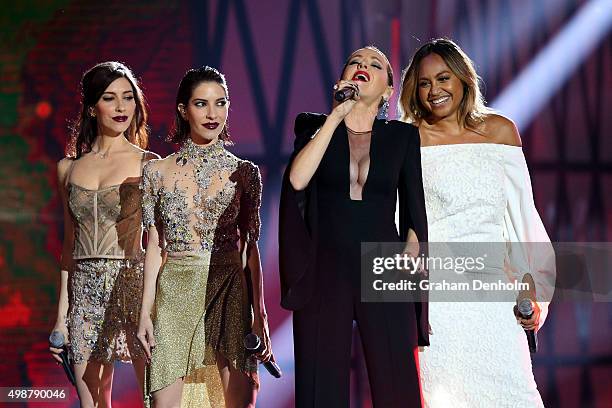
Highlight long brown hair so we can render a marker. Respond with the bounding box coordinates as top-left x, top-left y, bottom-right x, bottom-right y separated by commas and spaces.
398, 38, 491, 129
67, 61, 149, 158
